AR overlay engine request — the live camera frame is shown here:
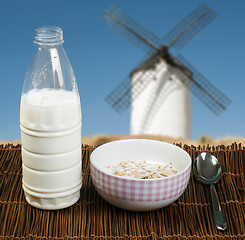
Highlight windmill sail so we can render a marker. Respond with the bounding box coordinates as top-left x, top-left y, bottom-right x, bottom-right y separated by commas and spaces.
173, 55, 231, 115
102, 6, 161, 55
103, 4, 227, 114
164, 4, 218, 50
105, 52, 164, 113
133, 53, 231, 133
103, 4, 231, 138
